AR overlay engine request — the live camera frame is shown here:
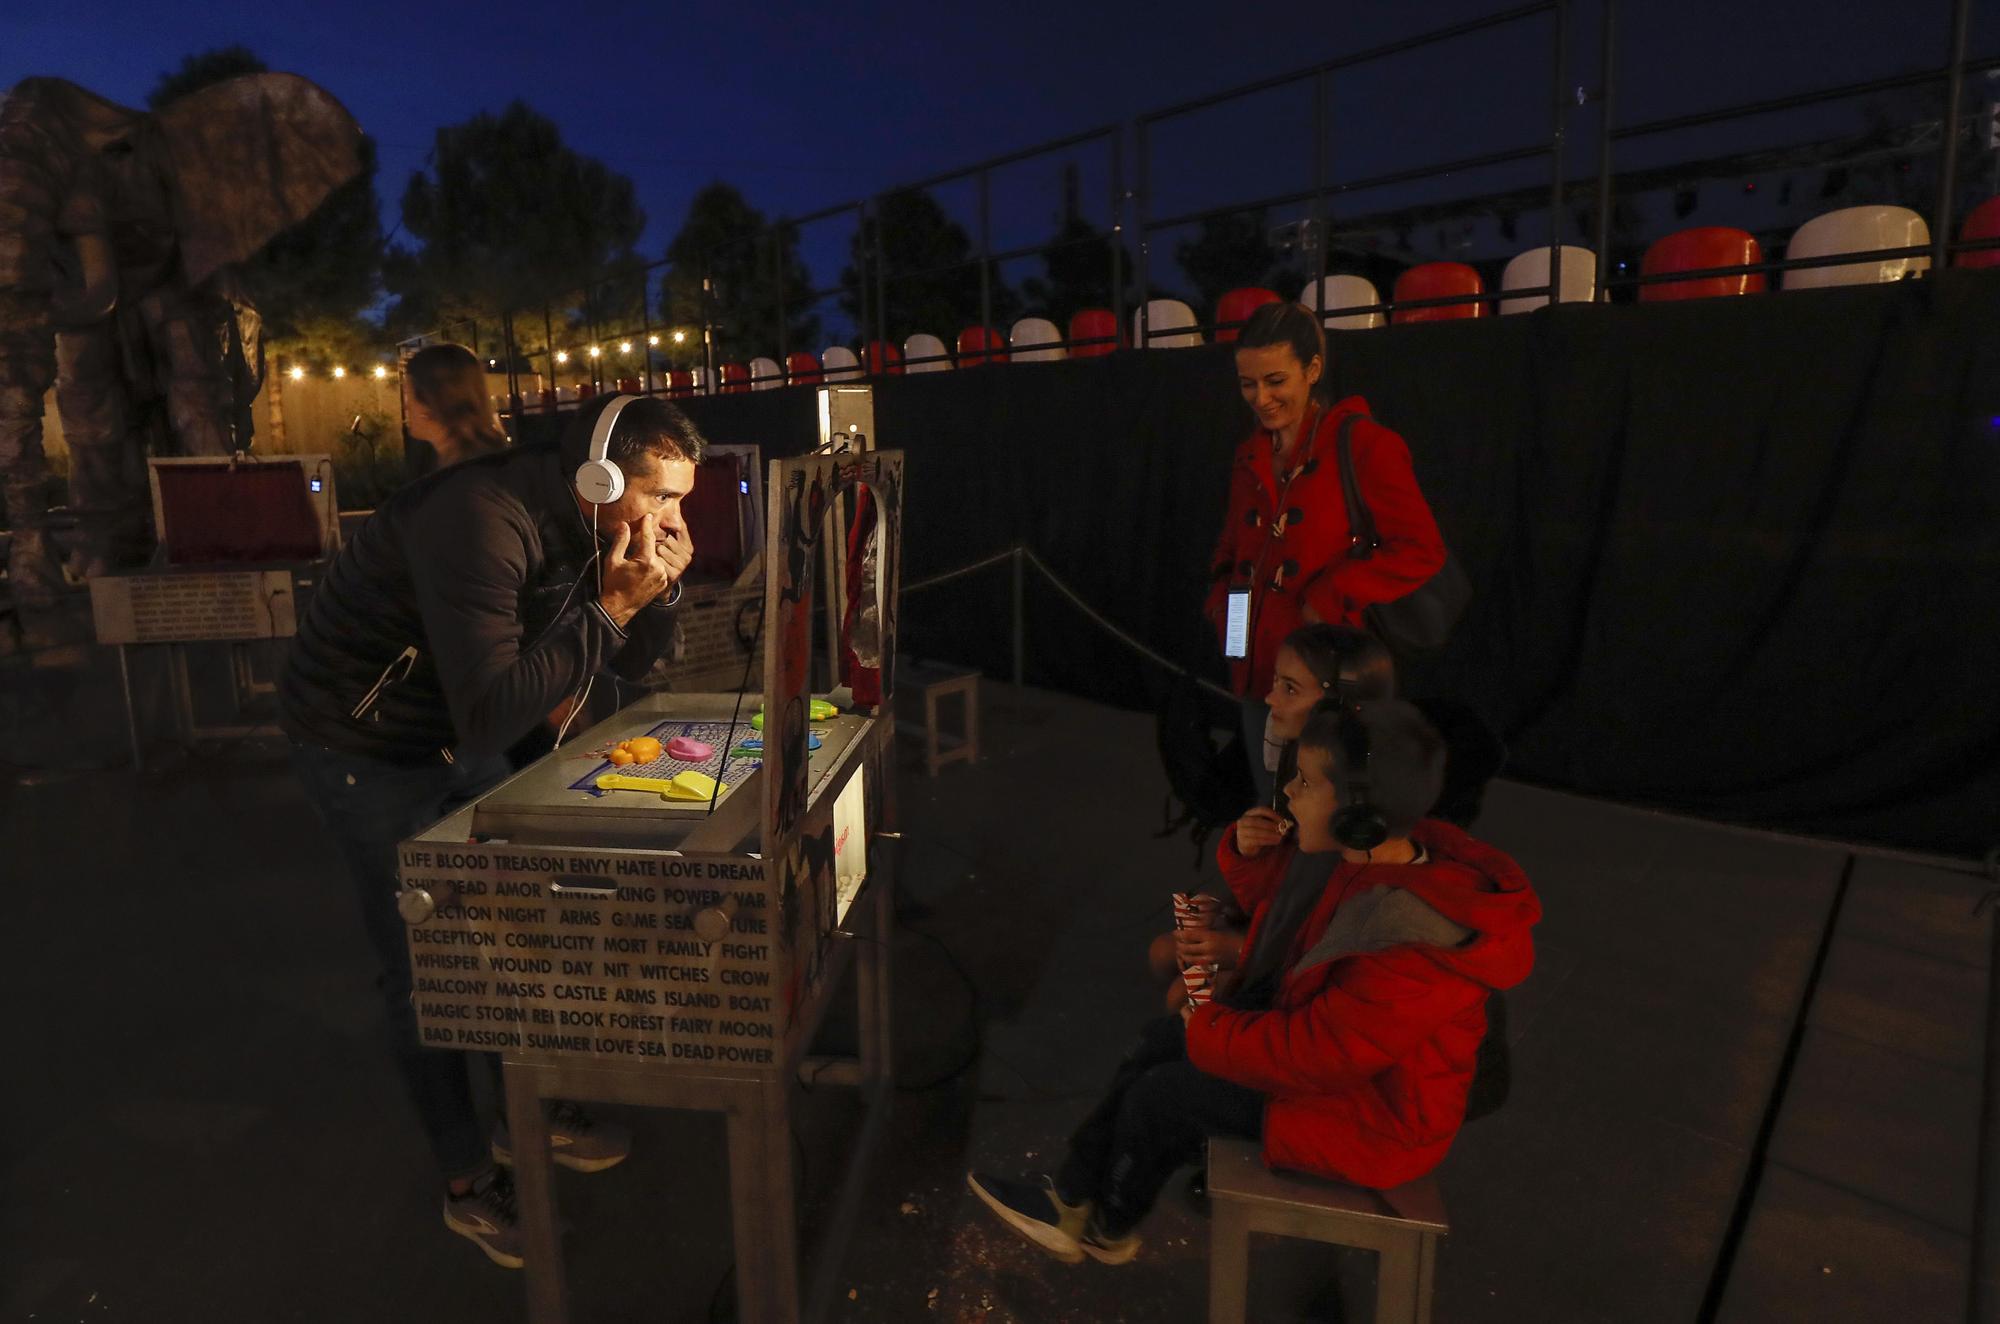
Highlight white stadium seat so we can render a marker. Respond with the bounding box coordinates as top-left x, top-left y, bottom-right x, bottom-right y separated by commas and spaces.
1499, 245, 1599, 313
903, 333, 951, 373
1302, 276, 1386, 330
1131, 298, 1202, 348
1783, 205, 1931, 289
1009, 317, 1067, 362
